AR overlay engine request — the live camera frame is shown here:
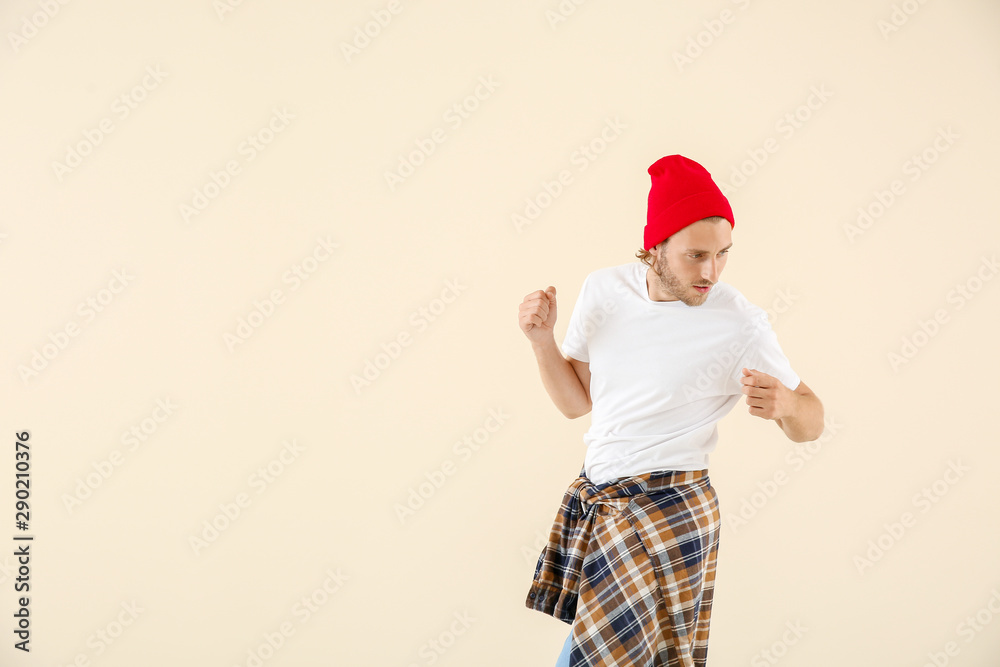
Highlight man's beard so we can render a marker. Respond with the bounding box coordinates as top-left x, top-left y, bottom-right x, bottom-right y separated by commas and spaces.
653, 253, 708, 306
